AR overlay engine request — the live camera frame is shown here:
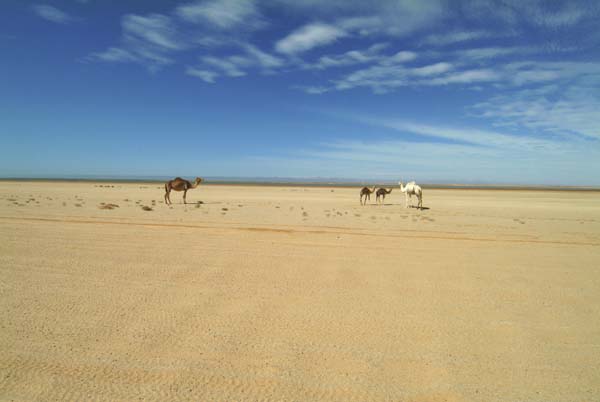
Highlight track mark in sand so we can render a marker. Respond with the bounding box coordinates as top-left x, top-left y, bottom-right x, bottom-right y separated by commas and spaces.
0, 215, 598, 247
98, 203, 119, 210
